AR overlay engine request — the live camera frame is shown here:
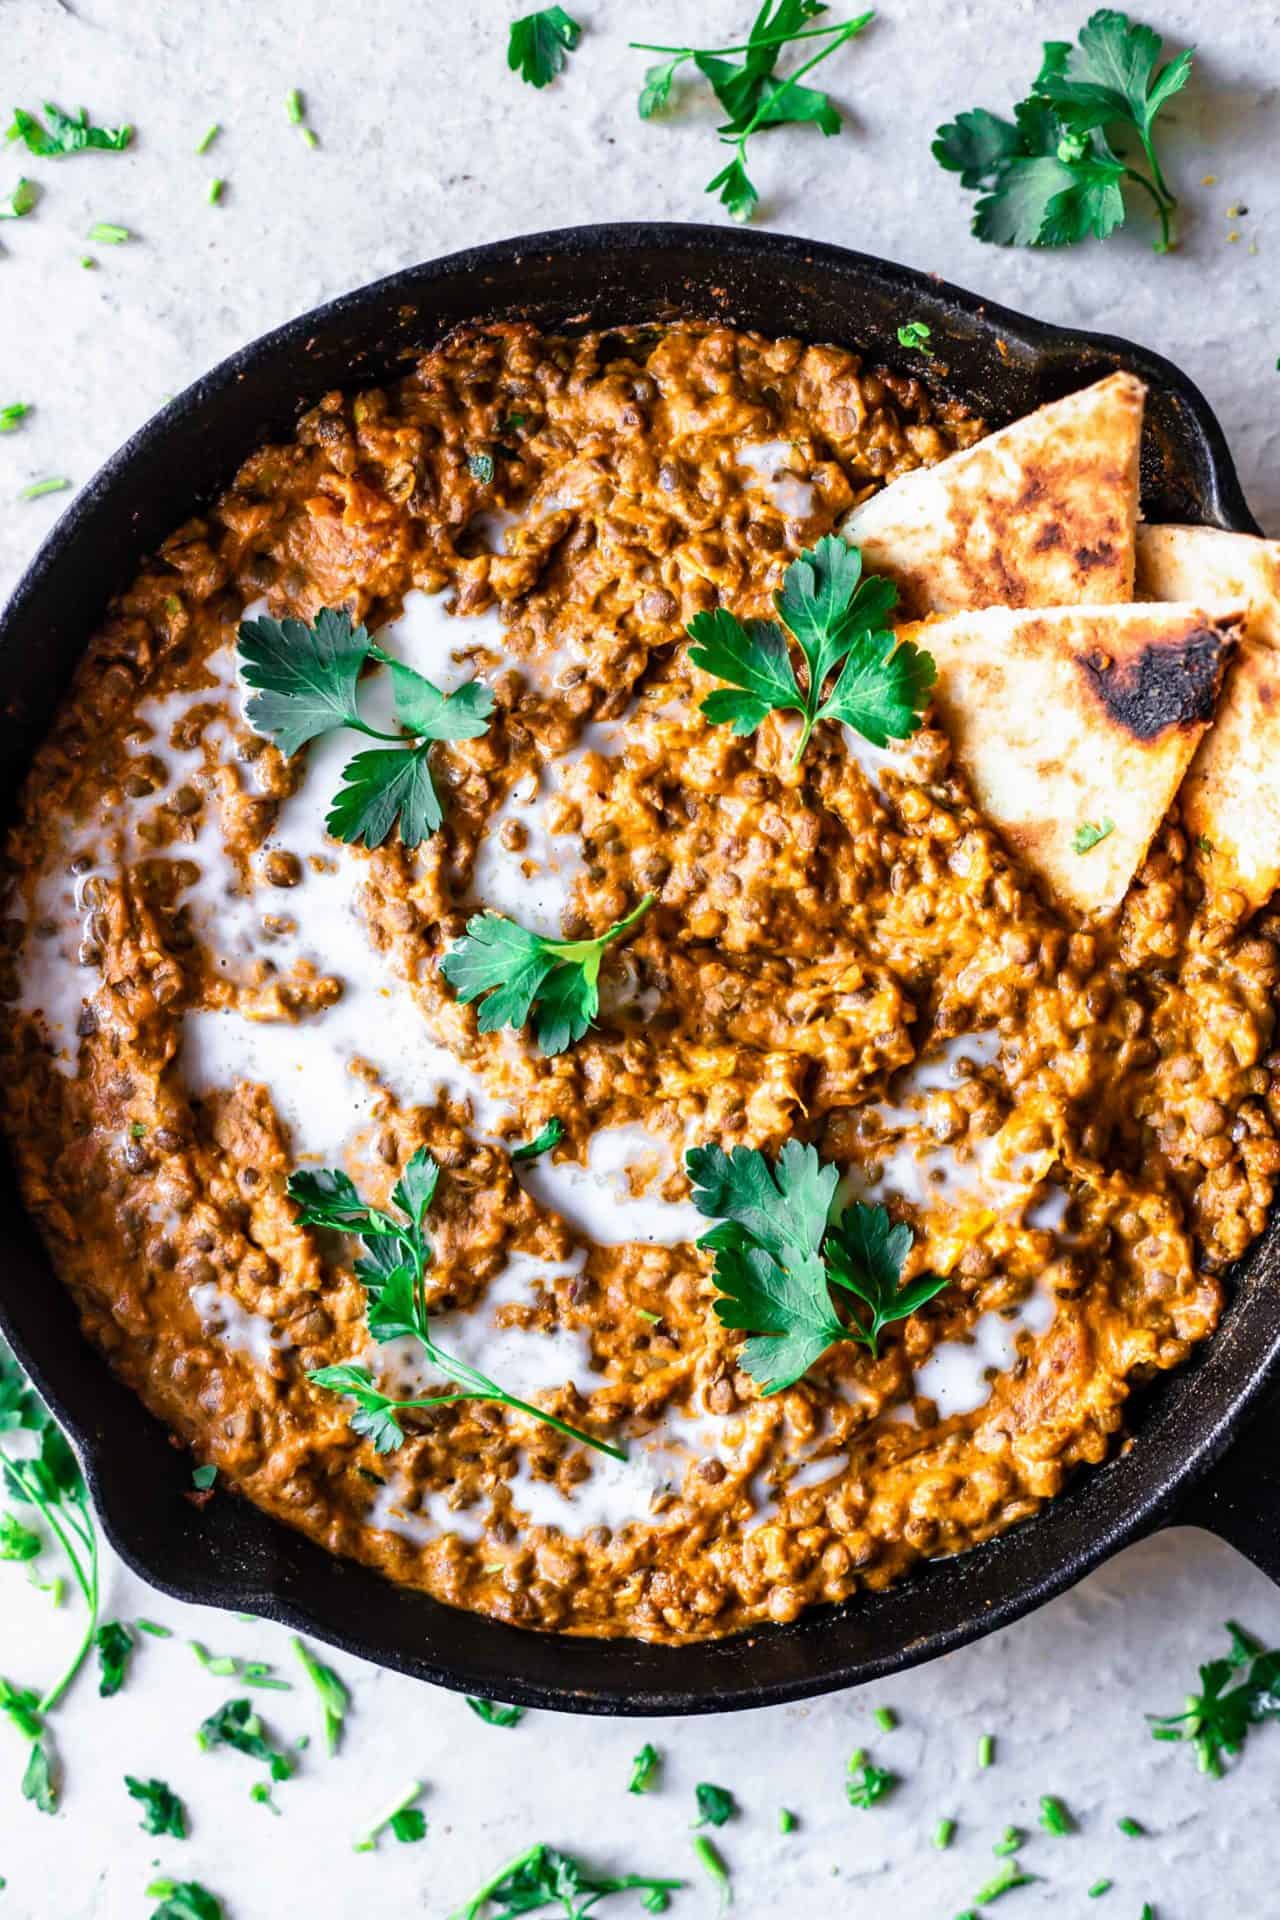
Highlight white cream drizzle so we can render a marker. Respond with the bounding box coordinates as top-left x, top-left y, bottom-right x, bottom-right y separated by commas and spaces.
517, 1124, 703, 1247
190, 1281, 291, 1366
734, 439, 818, 520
